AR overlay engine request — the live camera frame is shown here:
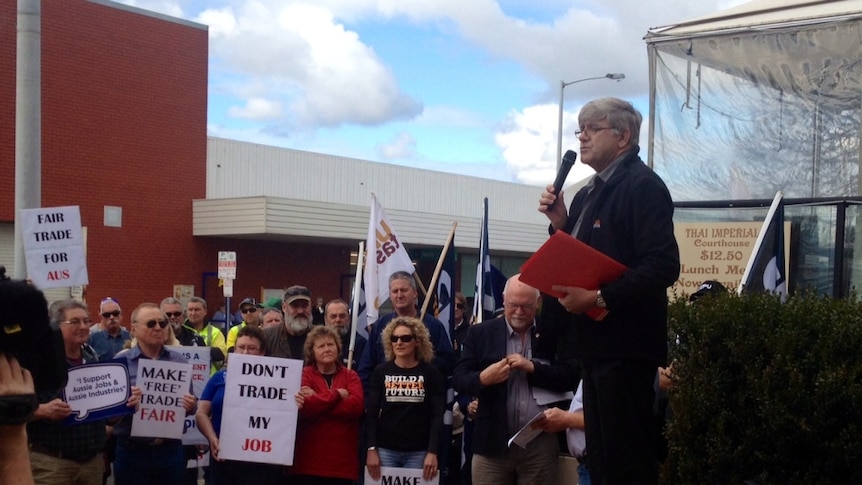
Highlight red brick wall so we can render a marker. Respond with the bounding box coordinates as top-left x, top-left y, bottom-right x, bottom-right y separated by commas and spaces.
1, 0, 209, 313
